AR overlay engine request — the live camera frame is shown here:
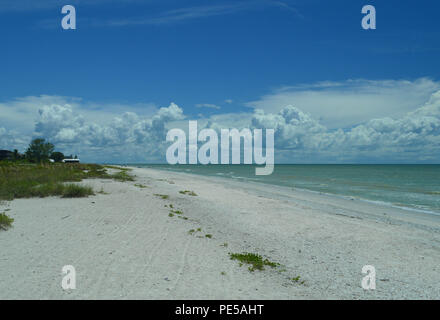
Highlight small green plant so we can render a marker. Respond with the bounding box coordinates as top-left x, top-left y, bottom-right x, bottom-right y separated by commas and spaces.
220, 242, 228, 248
169, 204, 174, 209
179, 190, 197, 196
196, 227, 202, 232
291, 276, 305, 285
229, 252, 280, 272
170, 210, 183, 215
169, 213, 174, 217
0, 212, 14, 230
178, 216, 188, 220
134, 183, 148, 188
154, 194, 170, 200
188, 229, 195, 235
221, 271, 226, 276
205, 234, 213, 239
